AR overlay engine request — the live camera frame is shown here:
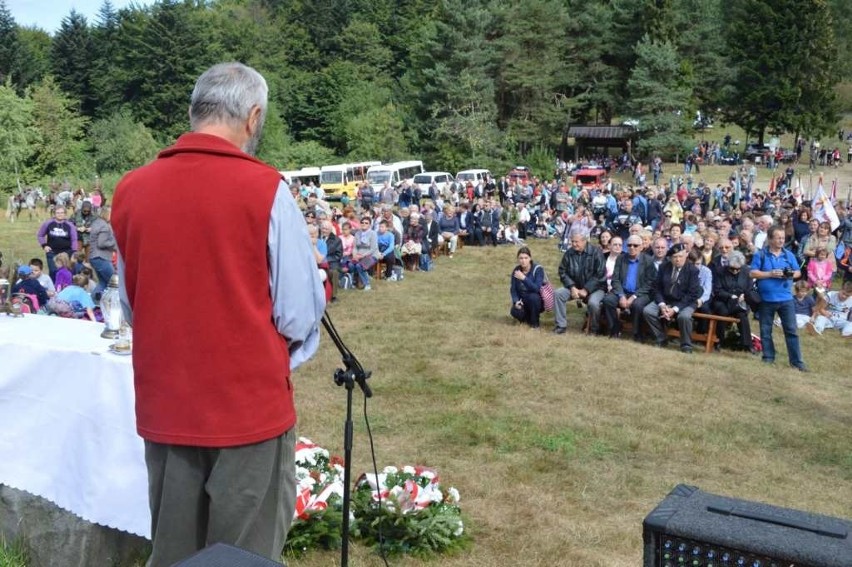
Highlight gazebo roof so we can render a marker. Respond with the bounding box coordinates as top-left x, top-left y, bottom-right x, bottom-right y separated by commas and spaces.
567, 125, 637, 139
